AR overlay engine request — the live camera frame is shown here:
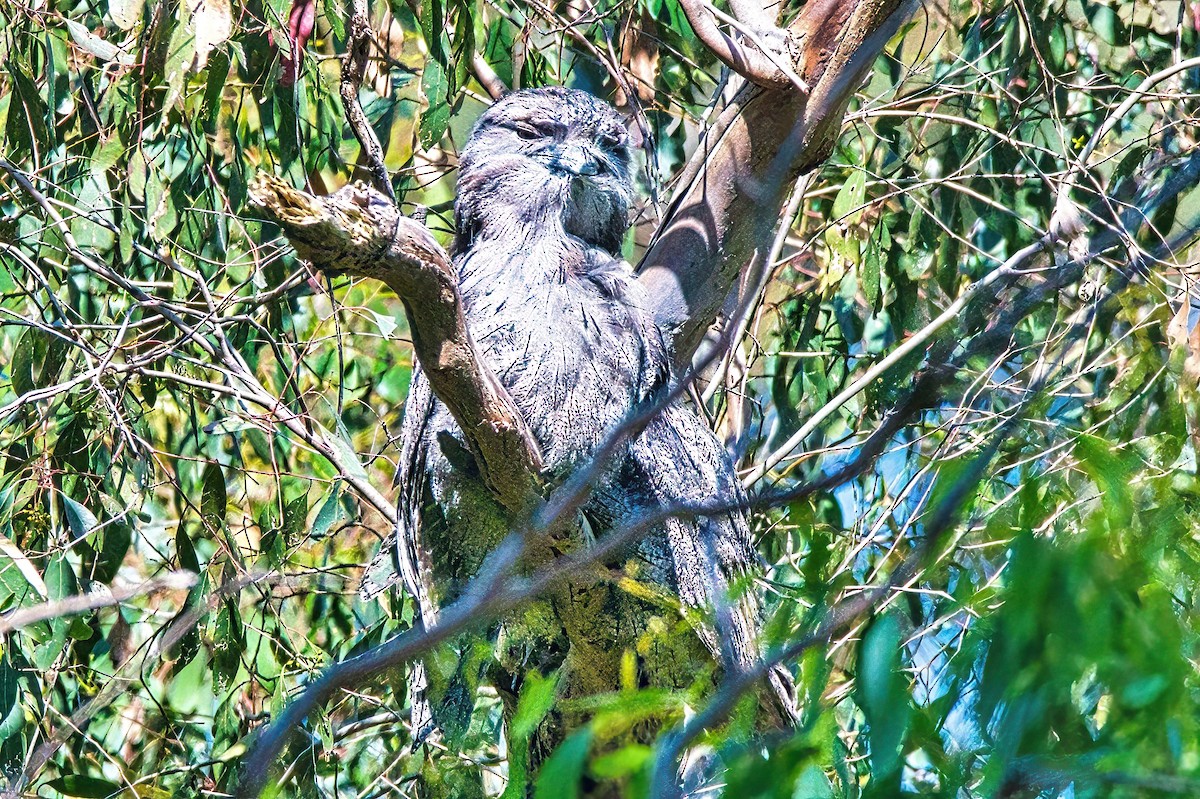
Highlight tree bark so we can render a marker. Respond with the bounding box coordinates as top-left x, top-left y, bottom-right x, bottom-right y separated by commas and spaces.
636, 0, 919, 365
248, 175, 546, 515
